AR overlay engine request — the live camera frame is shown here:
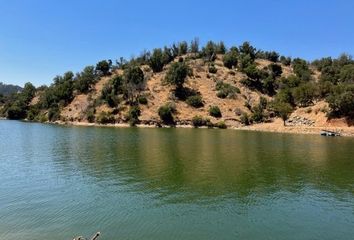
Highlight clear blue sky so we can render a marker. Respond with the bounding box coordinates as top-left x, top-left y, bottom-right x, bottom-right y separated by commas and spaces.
1, 0, 353, 86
